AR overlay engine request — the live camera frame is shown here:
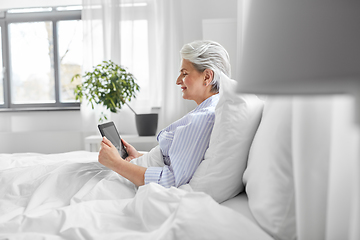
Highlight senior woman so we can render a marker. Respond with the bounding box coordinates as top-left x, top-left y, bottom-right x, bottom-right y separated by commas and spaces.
98, 40, 231, 188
